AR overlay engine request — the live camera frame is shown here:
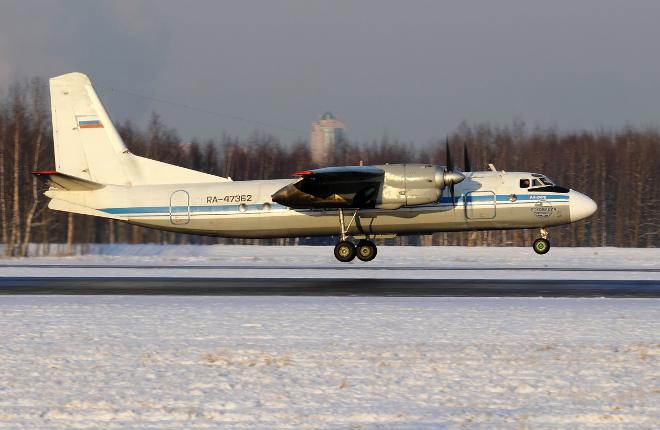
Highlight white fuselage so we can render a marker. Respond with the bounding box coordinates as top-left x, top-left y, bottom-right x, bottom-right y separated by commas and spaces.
47, 171, 596, 239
